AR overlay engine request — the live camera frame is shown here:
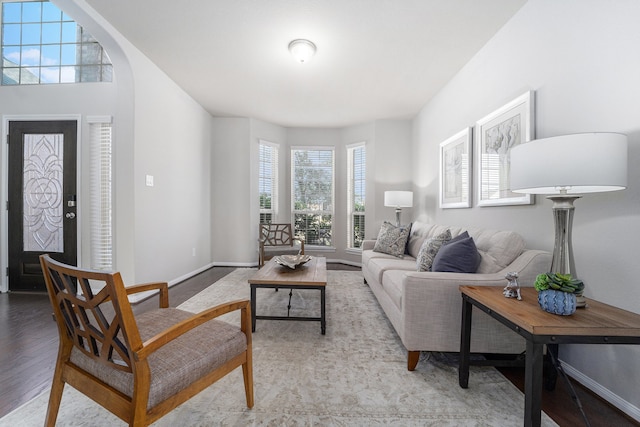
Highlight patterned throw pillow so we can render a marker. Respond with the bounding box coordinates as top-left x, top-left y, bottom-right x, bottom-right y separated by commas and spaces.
416, 229, 452, 271
373, 222, 412, 258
